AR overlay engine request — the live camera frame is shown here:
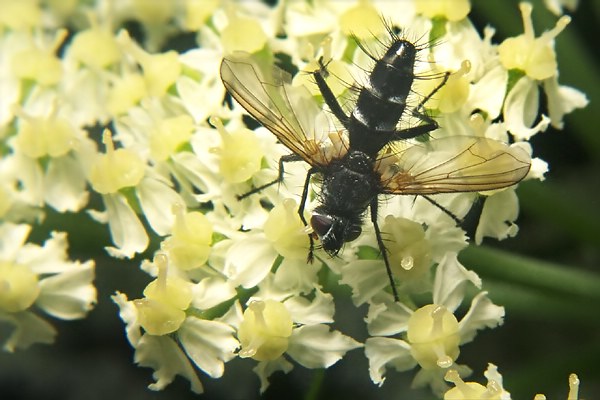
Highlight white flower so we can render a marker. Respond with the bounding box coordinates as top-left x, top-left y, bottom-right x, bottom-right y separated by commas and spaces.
6, 91, 96, 212
112, 254, 239, 393
87, 130, 185, 258
235, 290, 362, 393
363, 253, 504, 393
222, 198, 311, 288
498, 3, 586, 138
0, 223, 96, 351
